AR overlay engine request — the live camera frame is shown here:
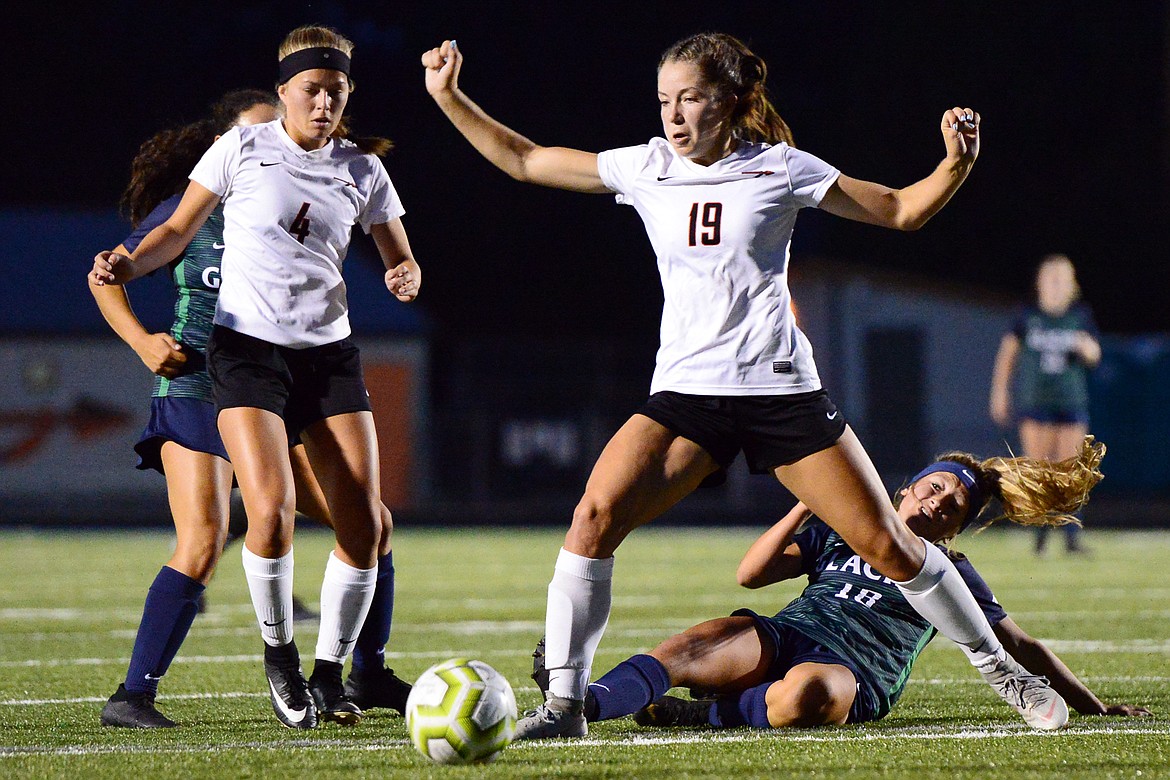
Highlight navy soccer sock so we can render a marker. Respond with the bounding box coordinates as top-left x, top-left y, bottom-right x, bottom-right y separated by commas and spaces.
586, 654, 672, 721
124, 566, 205, 695
351, 551, 394, 675
713, 681, 772, 728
